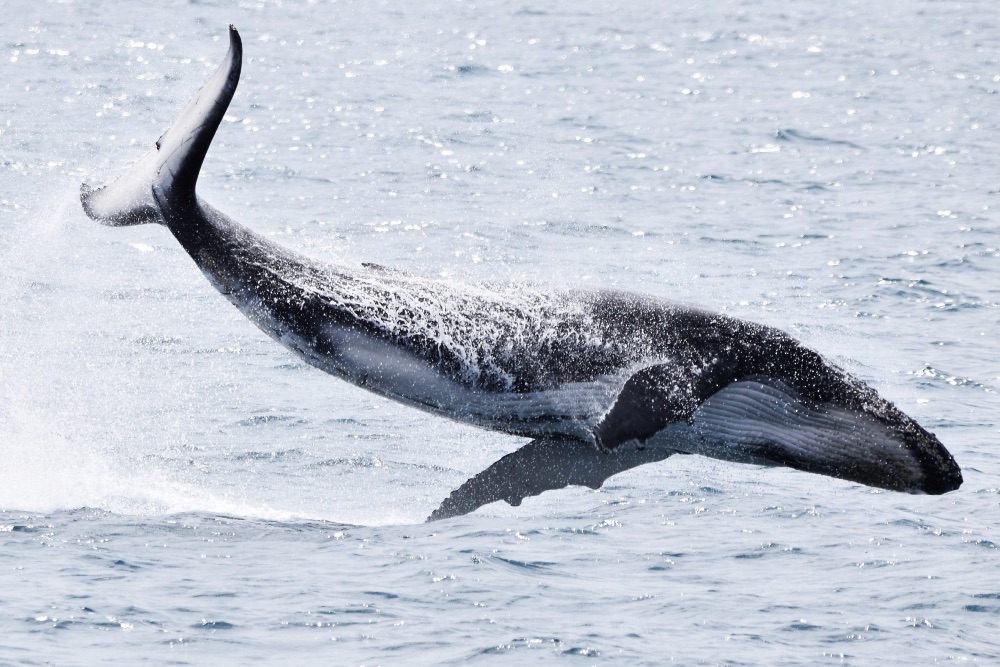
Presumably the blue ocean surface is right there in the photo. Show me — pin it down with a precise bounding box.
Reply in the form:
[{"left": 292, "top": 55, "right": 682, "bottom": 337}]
[{"left": 1, "top": 0, "right": 998, "bottom": 663}]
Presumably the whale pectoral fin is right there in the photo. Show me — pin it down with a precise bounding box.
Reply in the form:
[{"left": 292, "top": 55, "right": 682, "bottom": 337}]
[
  {"left": 595, "top": 363, "right": 725, "bottom": 450},
  {"left": 426, "top": 438, "right": 674, "bottom": 522}
]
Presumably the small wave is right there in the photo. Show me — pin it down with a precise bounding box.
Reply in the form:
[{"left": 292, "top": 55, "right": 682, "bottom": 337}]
[
  {"left": 491, "top": 555, "right": 557, "bottom": 571},
  {"left": 966, "top": 539, "right": 997, "bottom": 549},
  {"left": 323, "top": 417, "right": 364, "bottom": 426},
  {"left": 907, "top": 366, "right": 996, "bottom": 393},
  {"left": 110, "top": 559, "right": 142, "bottom": 571},
  {"left": 698, "top": 236, "right": 766, "bottom": 248},
  {"left": 744, "top": 177, "right": 792, "bottom": 187},
  {"left": 192, "top": 619, "right": 236, "bottom": 630},
  {"left": 785, "top": 621, "right": 822, "bottom": 631},
  {"left": 101, "top": 286, "right": 173, "bottom": 302},
  {"left": 443, "top": 109, "right": 497, "bottom": 123},
  {"left": 702, "top": 172, "right": 835, "bottom": 193},
  {"left": 449, "top": 64, "right": 491, "bottom": 77},
  {"left": 775, "top": 128, "right": 864, "bottom": 150},
  {"left": 0, "top": 522, "right": 39, "bottom": 533},
  {"left": 131, "top": 334, "right": 184, "bottom": 349},
  {"left": 964, "top": 604, "right": 1000, "bottom": 614},
  {"left": 232, "top": 448, "right": 305, "bottom": 461},
  {"left": 235, "top": 415, "right": 307, "bottom": 428},
  {"left": 308, "top": 455, "right": 386, "bottom": 469}
]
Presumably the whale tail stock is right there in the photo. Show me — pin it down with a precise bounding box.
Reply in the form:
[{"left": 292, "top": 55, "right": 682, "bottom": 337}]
[{"left": 80, "top": 26, "right": 243, "bottom": 226}]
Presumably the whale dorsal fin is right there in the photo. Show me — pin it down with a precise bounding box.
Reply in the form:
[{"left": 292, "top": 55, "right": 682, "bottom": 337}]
[{"left": 81, "top": 26, "right": 242, "bottom": 225}]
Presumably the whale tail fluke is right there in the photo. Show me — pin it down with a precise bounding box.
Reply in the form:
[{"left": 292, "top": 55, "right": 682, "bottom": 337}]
[{"left": 80, "top": 26, "right": 242, "bottom": 226}]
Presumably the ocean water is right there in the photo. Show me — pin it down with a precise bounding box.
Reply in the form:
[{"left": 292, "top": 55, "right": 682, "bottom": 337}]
[{"left": 1, "top": 0, "right": 998, "bottom": 663}]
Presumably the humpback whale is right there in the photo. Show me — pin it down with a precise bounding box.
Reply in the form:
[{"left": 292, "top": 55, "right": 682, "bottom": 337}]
[{"left": 81, "top": 27, "right": 962, "bottom": 519}]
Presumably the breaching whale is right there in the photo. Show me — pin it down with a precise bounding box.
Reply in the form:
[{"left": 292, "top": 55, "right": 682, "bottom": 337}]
[{"left": 81, "top": 27, "right": 962, "bottom": 520}]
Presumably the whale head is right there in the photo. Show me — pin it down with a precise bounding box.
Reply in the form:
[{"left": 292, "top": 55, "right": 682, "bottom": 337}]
[{"left": 688, "top": 377, "right": 962, "bottom": 495}]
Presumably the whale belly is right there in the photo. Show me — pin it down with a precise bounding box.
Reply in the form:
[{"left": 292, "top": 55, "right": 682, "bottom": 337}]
[{"left": 283, "top": 321, "right": 620, "bottom": 440}]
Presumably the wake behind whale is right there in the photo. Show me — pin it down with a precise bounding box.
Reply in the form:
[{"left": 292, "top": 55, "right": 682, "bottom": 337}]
[{"left": 81, "top": 27, "right": 961, "bottom": 520}]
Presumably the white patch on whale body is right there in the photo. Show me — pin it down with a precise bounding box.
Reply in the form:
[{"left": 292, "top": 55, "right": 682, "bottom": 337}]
[
  {"left": 292, "top": 269, "right": 623, "bottom": 391},
  {"left": 315, "top": 321, "right": 624, "bottom": 440}
]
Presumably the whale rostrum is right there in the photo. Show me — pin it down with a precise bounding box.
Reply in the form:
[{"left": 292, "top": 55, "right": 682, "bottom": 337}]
[{"left": 81, "top": 27, "right": 962, "bottom": 520}]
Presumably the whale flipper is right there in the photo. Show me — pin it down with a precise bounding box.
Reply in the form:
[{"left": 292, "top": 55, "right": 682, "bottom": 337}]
[
  {"left": 427, "top": 439, "right": 675, "bottom": 521},
  {"left": 81, "top": 26, "right": 243, "bottom": 226},
  {"left": 594, "top": 363, "right": 725, "bottom": 450}
]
